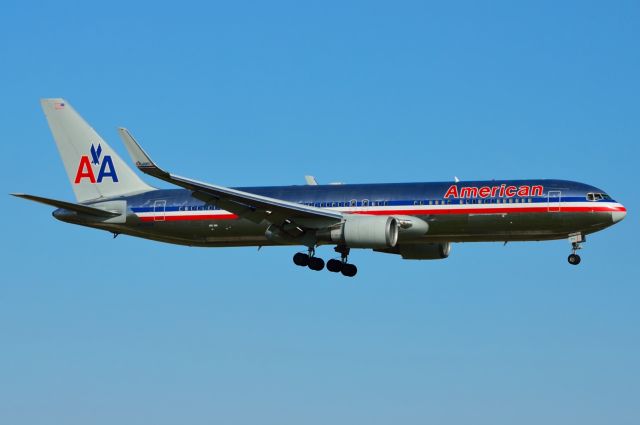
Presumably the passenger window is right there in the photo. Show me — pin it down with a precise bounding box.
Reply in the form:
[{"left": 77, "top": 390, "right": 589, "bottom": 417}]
[{"left": 362, "top": 199, "right": 369, "bottom": 207}]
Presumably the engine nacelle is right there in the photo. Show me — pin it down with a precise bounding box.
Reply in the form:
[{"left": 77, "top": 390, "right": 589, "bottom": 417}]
[
  {"left": 399, "top": 243, "right": 451, "bottom": 259},
  {"left": 324, "top": 215, "right": 399, "bottom": 249},
  {"left": 376, "top": 242, "right": 451, "bottom": 260}
]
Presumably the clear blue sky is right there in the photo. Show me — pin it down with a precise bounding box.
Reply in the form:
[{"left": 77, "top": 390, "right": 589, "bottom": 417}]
[{"left": 1, "top": 1, "right": 638, "bottom": 424}]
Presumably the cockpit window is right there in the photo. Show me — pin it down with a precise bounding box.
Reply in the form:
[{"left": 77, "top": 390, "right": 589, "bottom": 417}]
[{"left": 586, "top": 192, "right": 611, "bottom": 201}]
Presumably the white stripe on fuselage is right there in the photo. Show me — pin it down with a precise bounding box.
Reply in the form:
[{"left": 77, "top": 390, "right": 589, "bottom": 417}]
[{"left": 134, "top": 201, "right": 623, "bottom": 219}]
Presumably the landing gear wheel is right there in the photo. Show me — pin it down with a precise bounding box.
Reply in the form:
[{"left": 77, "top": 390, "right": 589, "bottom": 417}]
[
  {"left": 293, "top": 252, "right": 309, "bottom": 267},
  {"left": 568, "top": 254, "right": 581, "bottom": 265},
  {"left": 308, "top": 256, "right": 325, "bottom": 271},
  {"left": 567, "top": 233, "right": 585, "bottom": 266},
  {"left": 326, "top": 259, "right": 343, "bottom": 273},
  {"left": 341, "top": 263, "right": 357, "bottom": 277}
]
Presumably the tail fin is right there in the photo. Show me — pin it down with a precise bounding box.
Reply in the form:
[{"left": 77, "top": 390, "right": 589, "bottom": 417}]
[{"left": 41, "top": 98, "right": 153, "bottom": 202}]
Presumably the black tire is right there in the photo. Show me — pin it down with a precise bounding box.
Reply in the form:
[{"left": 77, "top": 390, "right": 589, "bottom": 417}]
[
  {"left": 293, "top": 252, "right": 309, "bottom": 267},
  {"left": 326, "top": 259, "right": 343, "bottom": 273},
  {"left": 568, "top": 254, "right": 581, "bottom": 265},
  {"left": 308, "top": 257, "right": 325, "bottom": 271},
  {"left": 341, "top": 263, "right": 357, "bottom": 277}
]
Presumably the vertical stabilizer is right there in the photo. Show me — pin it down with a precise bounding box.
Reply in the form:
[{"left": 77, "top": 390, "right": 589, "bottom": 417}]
[{"left": 41, "top": 98, "right": 153, "bottom": 202}]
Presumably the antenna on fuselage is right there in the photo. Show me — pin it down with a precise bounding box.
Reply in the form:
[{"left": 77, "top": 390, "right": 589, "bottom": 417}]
[{"left": 454, "top": 176, "right": 460, "bottom": 183}]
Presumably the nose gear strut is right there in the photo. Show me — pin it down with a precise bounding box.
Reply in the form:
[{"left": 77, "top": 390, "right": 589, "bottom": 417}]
[{"left": 567, "top": 233, "right": 585, "bottom": 265}]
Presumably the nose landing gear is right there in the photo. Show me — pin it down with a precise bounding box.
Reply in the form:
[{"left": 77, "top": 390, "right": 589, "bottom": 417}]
[
  {"left": 568, "top": 253, "right": 581, "bottom": 265},
  {"left": 567, "top": 233, "right": 585, "bottom": 265}
]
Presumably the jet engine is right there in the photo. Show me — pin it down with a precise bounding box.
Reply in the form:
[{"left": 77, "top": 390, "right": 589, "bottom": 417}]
[{"left": 319, "top": 215, "right": 399, "bottom": 248}]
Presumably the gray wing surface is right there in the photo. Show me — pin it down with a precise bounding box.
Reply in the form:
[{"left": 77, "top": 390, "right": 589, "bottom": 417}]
[
  {"left": 118, "top": 128, "right": 343, "bottom": 229},
  {"left": 11, "top": 193, "right": 120, "bottom": 217}
]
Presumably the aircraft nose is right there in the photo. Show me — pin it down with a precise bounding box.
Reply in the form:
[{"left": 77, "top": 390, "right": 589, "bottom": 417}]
[{"left": 612, "top": 205, "right": 627, "bottom": 223}]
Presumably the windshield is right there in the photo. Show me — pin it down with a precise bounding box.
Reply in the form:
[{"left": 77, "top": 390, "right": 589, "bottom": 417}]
[{"left": 586, "top": 192, "right": 611, "bottom": 201}]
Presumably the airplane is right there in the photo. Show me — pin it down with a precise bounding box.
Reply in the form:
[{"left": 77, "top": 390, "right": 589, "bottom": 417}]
[{"left": 12, "top": 99, "right": 627, "bottom": 277}]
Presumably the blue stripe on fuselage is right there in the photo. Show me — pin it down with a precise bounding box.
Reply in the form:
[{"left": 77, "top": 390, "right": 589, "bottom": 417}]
[{"left": 115, "top": 179, "right": 614, "bottom": 211}]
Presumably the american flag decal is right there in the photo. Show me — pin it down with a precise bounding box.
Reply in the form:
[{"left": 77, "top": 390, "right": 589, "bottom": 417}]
[{"left": 54, "top": 102, "right": 65, "bottom": 110}]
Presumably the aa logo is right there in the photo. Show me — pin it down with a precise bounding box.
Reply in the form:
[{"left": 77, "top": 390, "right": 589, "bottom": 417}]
[{"left": 74, "top": 143, "right": 118, "bottom": 184}]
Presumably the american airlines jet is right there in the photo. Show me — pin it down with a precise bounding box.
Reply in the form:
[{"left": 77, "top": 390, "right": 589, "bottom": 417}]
[{"left": 13, "top": 99, "right": 627, "bottom": 277}]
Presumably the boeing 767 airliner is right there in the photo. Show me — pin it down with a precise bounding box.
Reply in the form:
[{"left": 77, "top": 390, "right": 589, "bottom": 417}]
[{"left": 13, "top": 99, "right": 627, "bottom": 277}]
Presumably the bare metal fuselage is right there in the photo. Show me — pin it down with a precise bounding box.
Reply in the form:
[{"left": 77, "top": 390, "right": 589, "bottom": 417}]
[{"left": 54, "top": 180, "right": 623, "bottom": 249}]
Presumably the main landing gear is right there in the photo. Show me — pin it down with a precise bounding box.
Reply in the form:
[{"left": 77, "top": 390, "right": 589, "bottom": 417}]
[
  {"left": 567, "top": 233, "right": 585, "bottom": 266},
  {"left": 292, "top": 245, "right": 358, "bottom": 277},
  {"left": 292, "top": 250, "right": 324, "bottom": 270},
  {"left": 328, "top": 245, "right": 357, "bottom": 277}
]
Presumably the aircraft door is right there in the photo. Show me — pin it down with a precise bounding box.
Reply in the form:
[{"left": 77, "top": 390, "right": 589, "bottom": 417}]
[
  {"left": 154, "top": 200, "right": 166, "bottom": 221},
  {"left": 547, "top": 191, "right": 561, "bottom": 212}
]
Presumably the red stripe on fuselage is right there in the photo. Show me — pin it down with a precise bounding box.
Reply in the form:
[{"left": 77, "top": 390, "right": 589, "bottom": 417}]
[
  {"left": 139, "top": 213, "right": 238, "bottom": 222},
  {"left": 135, "top": 204, "right": 623, "bottom": 222},
  {"left": 352, "top": 205, "right": 625, "bottom": 216}
]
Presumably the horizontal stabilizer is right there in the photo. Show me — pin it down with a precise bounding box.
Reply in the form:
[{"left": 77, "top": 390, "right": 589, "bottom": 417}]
[{"left": 11, "top": 193, "right": 120, "bottom": 217}]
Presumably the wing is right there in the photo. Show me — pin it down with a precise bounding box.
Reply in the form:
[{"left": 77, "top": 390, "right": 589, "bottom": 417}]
[{"left": 118, "top": 128, "right": 343, "bottom": 229}]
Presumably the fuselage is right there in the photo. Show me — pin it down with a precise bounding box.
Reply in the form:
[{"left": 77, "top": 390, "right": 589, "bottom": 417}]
[{"left": 55, "top": 179, "right": 627, "bottom": 248}]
